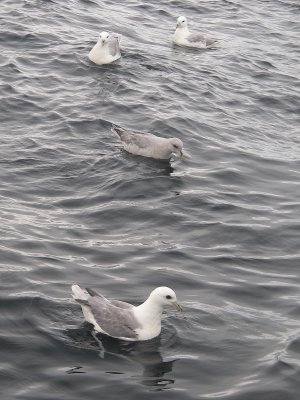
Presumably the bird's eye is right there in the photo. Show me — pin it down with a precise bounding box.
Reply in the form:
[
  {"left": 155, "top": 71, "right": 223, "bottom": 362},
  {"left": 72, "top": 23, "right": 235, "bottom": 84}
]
[
  {"left": 173, "top": 144, "right": 178, "bottom": 149},
  {"left": 166, "top": 295, "right": 172, "bottom": 300}
]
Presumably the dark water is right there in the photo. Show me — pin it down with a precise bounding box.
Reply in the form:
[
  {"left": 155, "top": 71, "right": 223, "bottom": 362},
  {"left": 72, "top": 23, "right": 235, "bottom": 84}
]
[{"left": 1, "top": 0, "right": 300, "bottom": 399}]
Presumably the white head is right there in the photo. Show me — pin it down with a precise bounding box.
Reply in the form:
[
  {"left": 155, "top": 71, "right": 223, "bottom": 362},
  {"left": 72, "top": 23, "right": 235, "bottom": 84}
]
[
  {"left": 176, "top": 16, "right": 188, "bottom": 29},
  {"left": 98, "top": 31, "right": 110, "bottom": 45},
  {"left": 169, "top": 137, "right": 184, "bottom": 158},
  {"left": 148, "top": 286, "right": 182, "bottom": 311}
]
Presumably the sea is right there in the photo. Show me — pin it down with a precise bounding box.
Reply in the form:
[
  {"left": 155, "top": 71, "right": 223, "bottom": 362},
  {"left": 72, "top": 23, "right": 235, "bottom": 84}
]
[{"left": 1, "top": 0, "right": 300, "bottom": 399}]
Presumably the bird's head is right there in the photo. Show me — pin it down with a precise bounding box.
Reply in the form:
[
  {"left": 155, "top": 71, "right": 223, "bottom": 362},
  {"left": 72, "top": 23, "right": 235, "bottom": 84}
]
[
  {"left": 169, "top": 137, "right": 184, "bottom": 159},
  {"left": 149, "top": 287, "right": 182, "bottom": 312},
  {"left": 176, "top": 16, "right": 188, "bottom": 29},
  {"left": 99, "top": 31, "right": 110, "bottom": 45}
]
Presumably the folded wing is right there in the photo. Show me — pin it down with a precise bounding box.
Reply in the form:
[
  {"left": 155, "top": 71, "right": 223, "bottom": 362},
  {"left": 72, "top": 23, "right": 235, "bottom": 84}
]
[{"left": 73, "top": 285, "right": 139, "bottom": 339}]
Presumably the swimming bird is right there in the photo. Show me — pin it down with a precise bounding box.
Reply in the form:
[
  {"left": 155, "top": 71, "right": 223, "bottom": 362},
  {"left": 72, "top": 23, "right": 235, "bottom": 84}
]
[
  {"left": 173, "top": 16, "right": 218, "bottom": 49},
  {"left": 111, "top": 124, "right": 184, "bottom": 160},
  {"left": 88, "top": 31, "right": 121, "bottom": 65},
  {"left": 71, "top": 285, "right": 182, "bottom": 341}
]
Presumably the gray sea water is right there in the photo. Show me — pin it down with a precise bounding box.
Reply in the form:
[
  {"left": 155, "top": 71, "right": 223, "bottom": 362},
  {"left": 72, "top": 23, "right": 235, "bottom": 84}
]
[{"left": 1, "top": 0, "right": 300, "bottom": 399}]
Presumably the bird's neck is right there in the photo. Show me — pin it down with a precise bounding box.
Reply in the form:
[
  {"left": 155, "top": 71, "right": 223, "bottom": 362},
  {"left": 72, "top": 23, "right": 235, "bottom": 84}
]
[
  {"left": 179, "top": 25, "right": 189, "bottom": 33},
  {"left": 175, "top": 25, "right": 189, "bottom": 39},
  {"left": 135, "top": 299, "right": 163, "bottom": 324},
  {"left": 97, "top": 41, "right": 106, "bottom": 48}
]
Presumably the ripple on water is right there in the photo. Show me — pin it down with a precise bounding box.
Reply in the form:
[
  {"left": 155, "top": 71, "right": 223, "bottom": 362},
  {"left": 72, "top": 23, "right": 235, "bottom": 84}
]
[{"left": 1, "top": 0, "right": 300, "bottom": 399}]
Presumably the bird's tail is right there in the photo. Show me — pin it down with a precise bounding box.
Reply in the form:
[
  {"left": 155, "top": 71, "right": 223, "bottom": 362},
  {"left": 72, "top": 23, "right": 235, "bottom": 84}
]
[
  {"left": 71, "top": 284, "right": 89, "bottom": 302},
  {"left": 111, "top": 33, "right": 122, "bottom": 43},
  {"left": 111, "top": 124, "right": 127, "bottom": 139},
  {"left": 206, "top": 38, "right": 219, "bottom": 48}
]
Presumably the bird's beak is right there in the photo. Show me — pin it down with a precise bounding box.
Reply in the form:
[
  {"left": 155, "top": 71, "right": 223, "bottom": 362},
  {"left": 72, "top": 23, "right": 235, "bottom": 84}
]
[
  {"left": 176, "top": 23, "right": 179, "bottom": 28},
  {"left": 173, "top": 302, "right": 183, "bottom": 312},
  {"left": 180, "top": 150, "right": 183, "bottom": 160}
]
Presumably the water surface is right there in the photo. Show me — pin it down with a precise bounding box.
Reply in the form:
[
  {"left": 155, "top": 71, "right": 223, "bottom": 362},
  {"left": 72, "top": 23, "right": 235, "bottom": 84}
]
[{"left": 1, "top": 0, "right": 300, "bottom": 399}]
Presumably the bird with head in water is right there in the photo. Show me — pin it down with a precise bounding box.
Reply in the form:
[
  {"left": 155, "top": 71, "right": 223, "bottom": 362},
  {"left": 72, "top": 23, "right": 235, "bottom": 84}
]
[{"left": 111, "top": 124, "right": 184, "bottom": 160}]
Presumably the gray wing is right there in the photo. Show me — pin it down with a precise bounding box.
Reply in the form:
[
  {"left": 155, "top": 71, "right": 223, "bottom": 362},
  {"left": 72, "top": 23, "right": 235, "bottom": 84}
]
[
  {"left": 88, "top": 296, "right": 139, "bottom": 339},
  {"left": 86, "top": 288, "right": 133, "bottom": 310},
  {"left": 205, "top": 37, "right": 219, "bottom": 47},
  {"left": 112, "top": 124, "right": 153, "bottom": 149},
  {"left": 86, "top": 287, "right": 103, "bottom": 297},
  {"left": 110, "top": 299, "right": 134, "bottom": 310},
  {"left": 108, "top": 34, "right": 120, "bottom": 57},
  {"left": 187, "top": 33, "right": 206, "bottom": 44},
  {"left": 123, "top": 132, "right": 153, "bottom": 149}
]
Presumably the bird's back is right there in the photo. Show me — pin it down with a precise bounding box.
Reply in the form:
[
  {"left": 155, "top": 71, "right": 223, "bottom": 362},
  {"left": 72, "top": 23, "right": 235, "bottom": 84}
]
[{"left": 108, "top": 34, "right": 121, "bottom": 57}]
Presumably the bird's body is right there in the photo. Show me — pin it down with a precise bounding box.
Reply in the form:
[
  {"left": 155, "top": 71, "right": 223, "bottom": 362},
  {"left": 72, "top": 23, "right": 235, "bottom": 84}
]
[
  {"left": 89, "top": 31, "right": 121, "bottom": 65},
  {"left": 111, "top": 124, "right": 183, "bottom": 160},
  {"left": 173, "top": 16, "right": 218, "bottom": 49},
  {"left": 72, "top": 285, "right": 182, "bottom": 341}
]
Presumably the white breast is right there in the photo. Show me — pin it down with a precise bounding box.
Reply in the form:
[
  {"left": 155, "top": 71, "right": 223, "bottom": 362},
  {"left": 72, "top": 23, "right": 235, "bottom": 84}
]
[
  {"left": 88, "top": 44, "right": 119, "bottom": 65},
  {"left": 133, "top": 304, "right": 163, "bottom": 340}
]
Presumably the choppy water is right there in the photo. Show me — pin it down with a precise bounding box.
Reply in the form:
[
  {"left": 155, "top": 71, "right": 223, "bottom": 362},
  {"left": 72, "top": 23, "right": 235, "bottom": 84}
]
[{"left": 1, "top": 0, "right": 300, "bottom": 399}]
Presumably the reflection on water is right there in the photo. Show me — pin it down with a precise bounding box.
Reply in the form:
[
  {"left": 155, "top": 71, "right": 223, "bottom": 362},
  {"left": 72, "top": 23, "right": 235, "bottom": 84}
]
[
  {"left": 65, "top": 323, "right": 177, "bottom": 390},
  {"left": 120, "top": 150, "right": 176, "bottom": 175}
]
